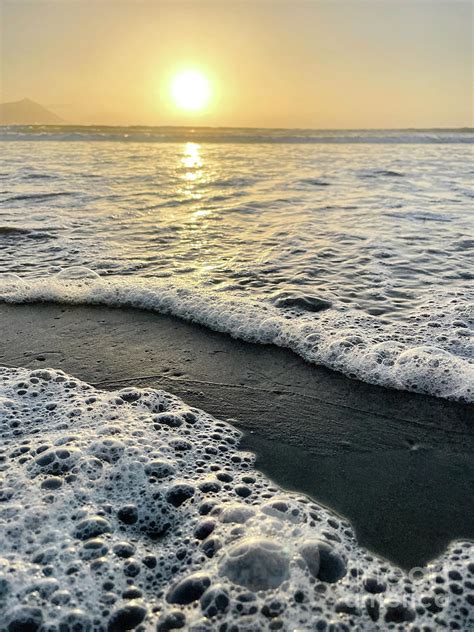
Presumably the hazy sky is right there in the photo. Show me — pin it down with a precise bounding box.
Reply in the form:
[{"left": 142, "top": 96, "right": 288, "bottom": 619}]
[{"left": 1, "top": 0, "right": 472, "bottom": 127}]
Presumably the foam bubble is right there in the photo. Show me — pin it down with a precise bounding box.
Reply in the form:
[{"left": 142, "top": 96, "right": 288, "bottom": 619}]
[
  {"left": 55, "top": 267, "right": 101, "bottom": 281},
  {"left": 0, "top": 366, "right": 472, "bottom": 630},
  {"left": 0, "top": 273, "right": 30, "bottom": 301},
  {"left": 220, "top": 538, "right": 290, "bottom": 591}
]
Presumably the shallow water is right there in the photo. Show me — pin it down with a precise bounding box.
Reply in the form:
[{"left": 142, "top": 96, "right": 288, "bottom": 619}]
[{"left": 0, "top": 129, "right": 472, "bottom": 399}]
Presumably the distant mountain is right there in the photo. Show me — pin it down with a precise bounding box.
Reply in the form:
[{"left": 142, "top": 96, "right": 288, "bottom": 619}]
[{"left": 0, "top": 98, "right": 65, "bottom": 125}]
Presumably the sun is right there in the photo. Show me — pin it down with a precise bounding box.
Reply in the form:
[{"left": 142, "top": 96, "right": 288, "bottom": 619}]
[{"left": 171, "top": 70, "right": 211, "bottom": 112}]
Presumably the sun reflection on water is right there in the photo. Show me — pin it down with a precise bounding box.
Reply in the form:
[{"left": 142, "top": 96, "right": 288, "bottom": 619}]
[
  {"left": 181, "top": 142, "right": 203, "bottom": 178},
  {"left": 177, "top": 142, "right": 215, "bottom": 266},
  {"left": 182, "top": 142, "right": 202, "bottom": 168},
  {"left": 179, "top": 142, "right": 205, "bottom": 201},
  {"left": 179, "top": 143, "right": 214, "bottom": 223}
]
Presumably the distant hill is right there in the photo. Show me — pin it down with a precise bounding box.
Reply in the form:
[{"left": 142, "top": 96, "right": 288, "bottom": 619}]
[{"left": 0, "top": 98, "right": 65, "bottom": 125}]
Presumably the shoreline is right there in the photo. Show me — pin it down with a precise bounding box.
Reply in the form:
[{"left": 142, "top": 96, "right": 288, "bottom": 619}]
[{"left": 1, "top": 301, "right": 473, "bottom": 570}]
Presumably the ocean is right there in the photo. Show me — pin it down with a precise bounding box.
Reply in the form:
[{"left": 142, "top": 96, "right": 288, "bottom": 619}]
[
  {"left": 0, "top": 127, "right": 472, "bottom": 400},
  {"left": 0, "top": 127, "right": 473, "bottom": 631}
]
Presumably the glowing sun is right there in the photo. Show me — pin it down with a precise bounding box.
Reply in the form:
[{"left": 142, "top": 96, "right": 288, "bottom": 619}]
[{"left": 171, "top": 70, "right": 211, "bottom": 112}]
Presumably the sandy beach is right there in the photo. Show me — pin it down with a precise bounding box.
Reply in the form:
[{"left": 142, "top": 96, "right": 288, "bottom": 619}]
[
  {"left": 1, "top": 2, "right": 473, "bottom": 627},
  {"left": 1, "top": 302, "right": 472, "bottom": 572}
]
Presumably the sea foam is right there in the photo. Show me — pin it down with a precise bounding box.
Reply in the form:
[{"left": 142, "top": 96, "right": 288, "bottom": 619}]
[
  {"left": 0, "top": 270, "right": 472, "bottom": 402},
  {"left": 0, "top": 366, "right": 473, "bottom": 631}
]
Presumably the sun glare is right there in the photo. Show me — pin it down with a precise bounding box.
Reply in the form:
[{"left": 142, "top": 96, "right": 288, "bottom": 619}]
[{"left": 171, "top": 70, "right": 211, "bottom": 112}]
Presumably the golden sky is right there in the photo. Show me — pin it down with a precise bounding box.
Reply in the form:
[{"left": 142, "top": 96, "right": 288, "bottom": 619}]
[{"left": 1, "top": 0, "right": 472, "bottom": 128}]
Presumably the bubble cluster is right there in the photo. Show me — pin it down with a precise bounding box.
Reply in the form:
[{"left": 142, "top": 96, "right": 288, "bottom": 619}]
[{"left": 0, "top": 367, "right": 472, "bottom": 630}]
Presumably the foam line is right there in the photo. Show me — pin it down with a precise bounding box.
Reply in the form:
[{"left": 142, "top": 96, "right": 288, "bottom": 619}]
[{"left": 0, "top": 270, "right": 472, "bottom": 402}]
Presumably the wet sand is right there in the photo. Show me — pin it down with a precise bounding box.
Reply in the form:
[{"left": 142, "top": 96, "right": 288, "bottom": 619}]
[{"left": 1, "top": 302, "right": 472, "bottom": 570}]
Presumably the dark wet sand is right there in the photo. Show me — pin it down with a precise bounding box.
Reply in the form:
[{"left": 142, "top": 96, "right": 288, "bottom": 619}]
[{"left": 1, "top": 302, "right": 472, "bottom": 570}]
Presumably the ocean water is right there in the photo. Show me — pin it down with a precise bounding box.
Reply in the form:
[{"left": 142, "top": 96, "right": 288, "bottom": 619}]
[
  {"left": 0, "top": 128, "right": 472, "bottom": 400},
  {"left": 0, "top": 128, "right": 473, "bottom": 630}
]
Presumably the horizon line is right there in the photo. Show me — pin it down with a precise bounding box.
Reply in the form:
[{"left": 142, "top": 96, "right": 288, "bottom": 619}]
[{"left": 0, "top": 123, "right": 472, "bottom": 132}]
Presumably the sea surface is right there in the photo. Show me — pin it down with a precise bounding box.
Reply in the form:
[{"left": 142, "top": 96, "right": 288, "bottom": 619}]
[
  {"left": 1, "top": 127, "right": 472, "bottom": 400},
  {"left": 0, "top": 127, "right": 473, "bottom": 630}
]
